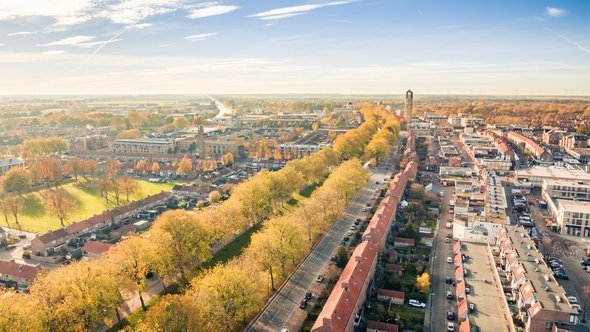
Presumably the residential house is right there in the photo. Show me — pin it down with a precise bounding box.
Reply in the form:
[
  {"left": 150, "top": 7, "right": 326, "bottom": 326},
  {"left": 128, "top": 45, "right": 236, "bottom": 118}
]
[
  {"left": 366, "top": 321, "right": 399, "bottom": 332},
  {"left": 376, "top": 289, "right": 404, "bottom": 306},
  {"left": 0, "top": 259, "right": 43, "bottom": 288},
  {"left": 82, "top": 241, "right": 113, "bottom": 259}
]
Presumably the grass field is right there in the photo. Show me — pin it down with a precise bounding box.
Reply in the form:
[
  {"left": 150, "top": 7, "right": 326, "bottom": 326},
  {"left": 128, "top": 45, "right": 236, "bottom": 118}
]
[{"left": 2, "top": 180, "right": 177, "bottom": 234}]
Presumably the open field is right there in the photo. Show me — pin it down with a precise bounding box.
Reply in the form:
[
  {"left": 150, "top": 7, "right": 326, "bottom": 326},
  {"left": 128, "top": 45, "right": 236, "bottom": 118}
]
[{"left": 1, "top": 180, "right": 178, "bottom": 234}]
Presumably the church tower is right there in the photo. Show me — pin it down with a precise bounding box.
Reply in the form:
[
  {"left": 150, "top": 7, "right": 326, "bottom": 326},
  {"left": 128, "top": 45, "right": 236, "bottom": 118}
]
[{"left": 405, "top": 89, "right": 413, "bottom": 121}]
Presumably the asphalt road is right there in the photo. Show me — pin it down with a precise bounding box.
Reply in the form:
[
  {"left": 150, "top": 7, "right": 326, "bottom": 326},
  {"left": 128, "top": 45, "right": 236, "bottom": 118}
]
[
  {"left": 248, "top": 167, "right": 392, "bottom": 332},
  {"left": 427, "top": 183, "right": 455, "bottom": 332}
]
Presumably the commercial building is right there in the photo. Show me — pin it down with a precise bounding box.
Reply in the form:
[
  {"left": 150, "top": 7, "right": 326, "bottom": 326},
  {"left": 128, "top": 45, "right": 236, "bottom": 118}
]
[
  {"left": 111, "top": 138, "right": 175, "bottom": 155},
  {"left": 559, "top": 134, "right": 588, "bottom": 149},
  {"left": 514, "top": 166, "right": 590, "bottom": 188},
  {"left": 495, "top": 226, "right": 579, "bottom": 331}
]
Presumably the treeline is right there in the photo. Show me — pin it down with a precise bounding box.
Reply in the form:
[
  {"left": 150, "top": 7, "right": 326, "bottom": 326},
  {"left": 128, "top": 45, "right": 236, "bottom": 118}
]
[
  {"left": 0, "top": 104, "right": 399, "bottom": 331},
  {"left": 138, "top": 159, "right": 368, "bottom": 331}
]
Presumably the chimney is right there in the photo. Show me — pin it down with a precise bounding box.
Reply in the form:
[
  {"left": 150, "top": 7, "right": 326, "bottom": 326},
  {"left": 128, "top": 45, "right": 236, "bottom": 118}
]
[
  {"left": 9, "top": 259, "right": 15, "bottom": 264},
  {"left": 341, "top": 282, "right": 349, "bottom": 291},
  {"left": 355, "top": 255, "right": 362, "bottom": 263}
]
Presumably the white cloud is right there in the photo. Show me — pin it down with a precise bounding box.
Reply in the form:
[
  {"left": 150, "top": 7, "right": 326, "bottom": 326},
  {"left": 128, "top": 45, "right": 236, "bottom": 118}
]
[
  {"left": 0, "top": 0, "right": 186, "bottom": 28},
  {"left": 249, "top": 1, "right": 355, "bottom": 20},
  {"left": 0, "top": 43, "right": 4, "bottom": 46},
  {"left": 546, "top": 7, "right": 566, "bottom": 17},
  {"left": 7, "top": 31, "right": 37, "bottom": 36},
  {"left": 188, "top": 4, "right": 240, "bottom": 19},
  {"left": 37, "top": 35, "right": 95, "bottom": 47},
  {"left": 133, "top": 23, "right": 153, "bottom": 29},
  {"left": 185, "top": 32, "right": 219, "bottom": 41},
  {"left": 42, "top": 50, "right": 65, "bottom": 55},
  {"left": 77, "top": 38, "right": 124, "bottom": 48}
]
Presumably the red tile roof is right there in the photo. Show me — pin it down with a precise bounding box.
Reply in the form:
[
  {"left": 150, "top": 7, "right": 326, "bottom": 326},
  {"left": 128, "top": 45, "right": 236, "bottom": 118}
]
[
  {"left": 458, "top": 299, "right": 468, "bottom": 319},
  {"left": 35, "top": 228, "right": 69, "bottom": 245},
  {"left": 459, "top": 320, "right": 470, "bottom": 332},
  {"left": 520, "top": 280, "right": 534, "bottom": 302},
  {"left": 0, "top": 260, "right": 42, "bottom": 282},
  {"left": 390, "top": 249, "right": 398, "bottom": 258},
  {"left": 512, "top": 263, "right": 525, "bottom": 282},
  {"left": 312, "top": 241, "right": 379, "bottom": 332},
  {"left": 456, "top": 280, "right": 466, "bottom": 299},
  {"left": 528, "top": 301, "right": 542, "bottom": 318},
  {"left": 455, "top": 266, "right": 464, "bottom": 281},
  {"left": 454, "top": 253, "right": 463, "bottom": 267},
  {"left": 82, "top": 241, "right": 113, "bottom": 255},
  {"left": 502, "top": 238, "right": 512, "bottom": 252},
  {"left": 507, "top": 250, "right": 518, "bottom": 265},
  {"left": 453, "top": 241, "right": 461, "bottom": 253},
  {"left": 377, "top": 289, "right": 405, "bottom": 300},
  {"left": 367, "top": 320, "right": 399, "bottom": 332}
]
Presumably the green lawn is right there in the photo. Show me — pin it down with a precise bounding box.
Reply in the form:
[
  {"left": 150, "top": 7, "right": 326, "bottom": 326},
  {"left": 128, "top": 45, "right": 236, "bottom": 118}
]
[{"left": 3, "top": 180, "right": 177, "bottom": 234}]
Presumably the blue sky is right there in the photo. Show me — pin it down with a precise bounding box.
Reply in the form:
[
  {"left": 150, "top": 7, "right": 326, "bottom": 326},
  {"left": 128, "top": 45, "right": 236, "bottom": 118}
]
[{"left": 0, "top": 0, "right": 589, "bottom": 95}]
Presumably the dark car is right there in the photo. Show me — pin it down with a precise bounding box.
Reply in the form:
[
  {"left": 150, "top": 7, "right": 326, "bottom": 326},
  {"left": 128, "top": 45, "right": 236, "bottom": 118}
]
[
  {"left": 445, "top": 277, "right": 454, "bottom": 284},
  {"left": 299, "top": 299, "right": 308, "bottom": 309},
  {"left": 447, "top": 311, "right": 455, "bottom": 321},
  {"left": 581, "top": 260, "right": 590, "bottom": 267},
  {"left": 554, "top": 273, "right": 569, "bottom": 280},
  {"left": 305, "top": 292, "right": 313, "bottom": 301}
]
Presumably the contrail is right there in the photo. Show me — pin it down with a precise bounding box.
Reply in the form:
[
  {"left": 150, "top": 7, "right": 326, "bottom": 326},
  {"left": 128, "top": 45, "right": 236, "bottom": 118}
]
[
  {"left": 545, "top": 27, "right": 590, "bottom": 55},
  {"left": 63, "top": 19, "right": 142, "bottom": 77}
]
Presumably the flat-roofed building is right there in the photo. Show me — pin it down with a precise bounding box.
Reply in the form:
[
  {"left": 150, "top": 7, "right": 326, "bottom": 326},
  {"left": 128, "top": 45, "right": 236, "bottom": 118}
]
[
  {"left": 111, "top": 138, "right": 175, "bottom": 155},
  {"left": 496, "top": 225, "right": 579, "bottom": 331},
  {"left": 515, "top": 166, "right": 590, "bottom": 188}
]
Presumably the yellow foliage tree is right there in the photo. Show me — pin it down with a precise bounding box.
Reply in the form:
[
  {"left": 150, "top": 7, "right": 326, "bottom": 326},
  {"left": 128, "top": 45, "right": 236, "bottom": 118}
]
[{"left": 416, "top": 272, "right": 430, "bottom": 293}]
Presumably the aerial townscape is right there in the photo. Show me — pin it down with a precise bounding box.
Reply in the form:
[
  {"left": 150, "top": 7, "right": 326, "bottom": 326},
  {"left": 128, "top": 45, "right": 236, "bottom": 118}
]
[{"left": 0, "top": 1, "right": 589, "bottom": 332}]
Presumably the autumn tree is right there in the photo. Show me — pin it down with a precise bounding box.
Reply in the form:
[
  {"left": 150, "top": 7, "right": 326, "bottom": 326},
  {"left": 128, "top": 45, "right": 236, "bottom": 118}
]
[
  {"left": 151, "top": 161, "right": 161, "bottom": 174},
  {"left": 30, "top": 260, "right": 121, "bottom": 331},
  {"left": 0, "top": 289, "right": 42, "bottom": 331},
  {"left": 117, "top": 128, "right": 142, "bottom": 139},
  {"left": 30, "top": 156, "right": 63, "bottom": 188},
  {"left": 0, "top": 194, "right": 13, "bottom": 228},
  {"left": 45, "top": 189, "right": 77, "bottom": 226},
  {"left": 208, "top": 190, "right": 221, "bottom": 203},
  {"left": 107, "top": 234, "right": 156, "bottom": 311},
  {"left": 135, "top": 159, "right": 147, "bottom": 173},
  {"left": 220, "top": 152, "right": 234, "bottom": 166},
  {"left": 118, "top": 176, "right": 140, "bottom": 202},
  {"left": 140, "top": 294, "right": 203, "bottom": 332},
  {"left": 1, "top": 195, "right": 22, "bottom": 226},
  {"left": 82, "top": 159, "right": 97, "bottom": 181},
  {"left": 191, "top": 259, "right": 265, "bottom": 329},
  {"left": 178, "top": 154, "right": 193, "bottom": 177},
  {"left": 152, "top": 210, "right": 212, "bottom": 286},
  {"left": 416, "top": 272, "right": 430, "bottom": 293},
  {"left": 65, "top": 157, "right": 84, "bottom": 182},
  {"left": 173, "top": 117, "right": 190, "bottom": 129},
  {"left": 2, "top": 167, "right": 32, "bottom": 195}
]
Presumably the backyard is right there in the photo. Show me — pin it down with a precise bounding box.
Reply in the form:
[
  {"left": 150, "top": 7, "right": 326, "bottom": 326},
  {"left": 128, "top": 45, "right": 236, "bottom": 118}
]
[{"left": 1, "top": 180, "right": 177, "bottom": 234}]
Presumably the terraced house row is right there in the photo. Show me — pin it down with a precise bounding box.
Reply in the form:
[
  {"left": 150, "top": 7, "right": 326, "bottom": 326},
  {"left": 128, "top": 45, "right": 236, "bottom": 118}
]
[{"left": 312, "top": 133, "right": 418, "bottom": 332}]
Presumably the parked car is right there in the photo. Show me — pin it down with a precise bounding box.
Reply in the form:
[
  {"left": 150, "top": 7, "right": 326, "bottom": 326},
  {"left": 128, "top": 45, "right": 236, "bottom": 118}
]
[
  {"left": 572, "top": 304, "right": 582, "bottom": 311},
  {"left": 361, "top": 208, "right": 367, "bottom": 212},
  {"left": 446, "top": 257, "right": 452, "bottom": 264},
  {"left": 581, "top": 259, "right": 590, "bottom": 267},
  {"left": 305, "top": 292, "right": 313, "bottom": 301},
  {"left": 316, "top": 275, "right": 324, "bottom": 283},
  {"left": 447, "top": 322, "right": 455, "bottom": 331},
  {"left": 567, "top": 296, "right": 578, "bottom": 304},
  {"left": 445, "top": 277, "right": 454, "bottom": 284},
  {"left": 299, "top": 299, "right": 307, "bottom": 309},
  {"left": 469, "top": 303, "right": 476, "bottom": 312},
  {"left": 445, "top": 238, "right": 451, "bottom": 243},
  {"left": 408, "top": 299, "right": 426, "bottom": 308},
  {"left": 446, "top": 311, "right": 455, "bottom": 321},
  {"left": 446, "top": 291, "right": 454, "bottom": 299}
]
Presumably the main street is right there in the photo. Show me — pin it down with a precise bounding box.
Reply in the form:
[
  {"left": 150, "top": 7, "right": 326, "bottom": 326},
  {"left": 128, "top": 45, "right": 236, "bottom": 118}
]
[
  {"left": 426, "top": 182, "right": 455, "bottom": 332},
  {"left": 248, "top": 166, "right": 393, "bottom": 331}
]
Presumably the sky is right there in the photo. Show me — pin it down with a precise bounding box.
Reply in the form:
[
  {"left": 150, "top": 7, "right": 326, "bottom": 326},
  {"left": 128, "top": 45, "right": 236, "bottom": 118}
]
[{"left": 0, "top": 0, "right": 589, "bottom": 95}]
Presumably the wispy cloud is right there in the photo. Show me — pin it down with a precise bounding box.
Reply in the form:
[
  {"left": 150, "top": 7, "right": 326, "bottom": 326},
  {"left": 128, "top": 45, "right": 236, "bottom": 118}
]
[
  {"left": 37, "top": 35, "right": 95, "bottom": 47},
  {"left": 133, "top": 23, "right": 152, "bottom": 29},
  {"left": 7, "top": 31, "right": 37, "bottom": 36},
  {"left": 42, "top": 50, "right": 65, "bottom": 55},
  {"left": 330, "top": 19, "right": 352, "bottom": 23},
  {"left": 545, "top": 7, "right": 566, "bottom": 17},
  {"left": 77, "top": 38, "right": 124, "bottom": 48},
  {"left": 188, "top": 4, "right": 240, "bottom": 19},
  {"left": 249, "top": 1, "right": 356, "bottom": 20},
  {"left": 545, "top": 28, "right": 590, "bottom": 55},
  {"left": 185, "top": 32, "right": 219, "bottom": 41}
]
